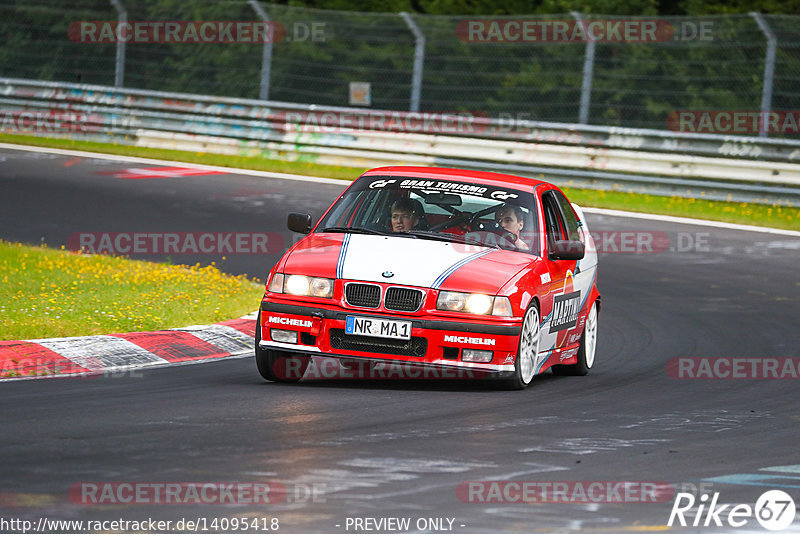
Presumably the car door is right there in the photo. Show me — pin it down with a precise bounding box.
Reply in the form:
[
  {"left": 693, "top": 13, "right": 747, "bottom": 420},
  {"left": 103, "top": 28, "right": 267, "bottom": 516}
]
[
  {"left": 540, "top": 190, "right": 584, "bottom": 350},
  {"left": 552, "top": 190, "right": 597, "bottom": 303}
]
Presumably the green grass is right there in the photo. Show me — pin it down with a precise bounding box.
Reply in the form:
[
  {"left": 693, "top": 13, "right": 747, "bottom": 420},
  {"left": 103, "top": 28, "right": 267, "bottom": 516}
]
[
  {"left": 0, "top": 133, "right": 366, "bottom": 181},
  {"left": 1, "top": 133, "right": 798, "bottom": 230},
  {"left": 0, "top": 241, "right": 263, "bottom": 340},
  {"left": 562, "top": 188, "right": 799, "bottom": 231}
]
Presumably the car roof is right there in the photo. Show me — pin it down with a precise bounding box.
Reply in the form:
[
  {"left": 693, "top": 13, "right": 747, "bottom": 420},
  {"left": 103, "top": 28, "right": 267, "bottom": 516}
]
[{"left": 361, "top": 166, "right": 547, "bottom": 193}]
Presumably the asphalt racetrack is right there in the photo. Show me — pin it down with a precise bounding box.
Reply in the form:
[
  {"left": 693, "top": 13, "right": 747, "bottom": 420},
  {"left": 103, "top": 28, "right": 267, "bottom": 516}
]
[{"left": 1, "top": 145, "right": 799, "bottom": 533}]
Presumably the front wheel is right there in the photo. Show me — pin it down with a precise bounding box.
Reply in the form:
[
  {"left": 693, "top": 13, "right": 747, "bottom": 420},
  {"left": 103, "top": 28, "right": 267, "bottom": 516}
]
[
  {"left": 552, "top": 300, "right": 598, "bottom": 377},
  {"left": 502, "top": 303, "right": 541, "bottom": 390},
  {"left": 255, "top": 311, "right": 310, "bottom": 383}
]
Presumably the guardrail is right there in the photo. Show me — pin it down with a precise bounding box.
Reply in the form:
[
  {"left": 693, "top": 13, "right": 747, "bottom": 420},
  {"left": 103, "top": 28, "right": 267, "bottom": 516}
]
[{"left": 2, "top": 77, "right": 800, "bottom": 206}]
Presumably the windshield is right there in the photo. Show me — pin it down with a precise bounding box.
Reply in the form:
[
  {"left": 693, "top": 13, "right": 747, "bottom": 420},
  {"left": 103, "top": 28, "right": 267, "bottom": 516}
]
[{"left": 317, "top": 175, "right": 539, "bottom": 255}]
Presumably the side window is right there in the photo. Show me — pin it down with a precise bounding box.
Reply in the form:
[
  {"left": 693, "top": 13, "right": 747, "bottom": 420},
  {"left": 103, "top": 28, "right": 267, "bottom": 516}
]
[
  {"left": 542, "top": 192, "right": 566, "bottom": 248},
  {"left": 553, "top": 191, "right": 581, "bottom": 242}
]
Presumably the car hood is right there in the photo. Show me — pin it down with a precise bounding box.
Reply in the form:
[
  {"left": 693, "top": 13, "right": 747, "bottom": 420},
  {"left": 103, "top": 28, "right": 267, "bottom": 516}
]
[{"left": 282, "top": 233, "right": 533, "bottom": 294}]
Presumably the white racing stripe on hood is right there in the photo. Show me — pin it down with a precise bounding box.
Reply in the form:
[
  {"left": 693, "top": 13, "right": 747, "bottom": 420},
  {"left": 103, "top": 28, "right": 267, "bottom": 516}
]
[{"left": 339, "top": 234, "right": 491, "bottom": 288}]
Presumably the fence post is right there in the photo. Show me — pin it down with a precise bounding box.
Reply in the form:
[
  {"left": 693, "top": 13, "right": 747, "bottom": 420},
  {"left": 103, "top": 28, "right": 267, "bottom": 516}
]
[
  {"left": 572, "top": 11, "right": 595, "bottom": 125},
  {"left": 750, "top": 12, "right": 776, "bottom": 138},
  {"left": 109, "top": 0, "right": 126, "bottom": 87},
  {"left": 400, "top": 12, "right": 425, "bottom": 112},
  {"left": 249, "top": 0, "right": 273, "bottom": 100}
]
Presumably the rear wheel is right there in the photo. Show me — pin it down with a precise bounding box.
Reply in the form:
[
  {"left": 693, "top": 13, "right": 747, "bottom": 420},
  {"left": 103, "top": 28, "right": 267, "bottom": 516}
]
[
  {"left": 552, "top": 301, "right": 598, "bottom": 377},
  {"left": 502, "top": 303, "right": 541, "bottom": 390},
  {"left": 255, "top": 311, "right": 309, "bottom": 383}
]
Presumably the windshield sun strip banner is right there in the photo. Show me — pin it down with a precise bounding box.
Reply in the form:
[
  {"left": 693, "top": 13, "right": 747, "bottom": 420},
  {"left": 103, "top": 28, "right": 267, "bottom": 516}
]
[{"left": 366, "top": 176, "right": 523, "bottom": 201}]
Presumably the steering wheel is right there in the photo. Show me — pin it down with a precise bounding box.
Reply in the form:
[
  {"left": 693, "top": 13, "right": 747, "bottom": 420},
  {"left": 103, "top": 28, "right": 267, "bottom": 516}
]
[{"left": 468, "top": 216, "right": 524, "bottom": 250}]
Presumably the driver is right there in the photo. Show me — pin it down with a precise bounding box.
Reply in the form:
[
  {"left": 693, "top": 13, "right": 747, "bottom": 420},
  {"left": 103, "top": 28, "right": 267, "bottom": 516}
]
[
  {"left": 391, "top": 198, "right": 425, "bottom": 232},
  {"left": 496, "top": 203, "right": 530, "bottom": 250}
]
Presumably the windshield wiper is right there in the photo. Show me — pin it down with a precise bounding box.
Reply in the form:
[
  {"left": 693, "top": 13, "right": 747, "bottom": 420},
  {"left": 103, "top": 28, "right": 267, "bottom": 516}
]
[
  {"left": 320, "top": 226, "right": 390, "bottom": 236},
  {"left": 404, "top": 230, "right": 498, "bottom": 248}
]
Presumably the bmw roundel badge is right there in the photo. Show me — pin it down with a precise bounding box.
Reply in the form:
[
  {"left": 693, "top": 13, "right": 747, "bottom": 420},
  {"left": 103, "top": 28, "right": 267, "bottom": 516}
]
[{"left": 382, "top": 271, "right": 394, "bottom": 278}]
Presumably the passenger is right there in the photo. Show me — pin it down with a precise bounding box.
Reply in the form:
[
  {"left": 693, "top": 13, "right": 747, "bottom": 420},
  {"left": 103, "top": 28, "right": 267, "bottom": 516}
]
[
  {"left": 496, "top": 204, "right": 530, "bottom": 250},
  {"left": 391, "top": 198, "right": 425, "bottom": 232}
]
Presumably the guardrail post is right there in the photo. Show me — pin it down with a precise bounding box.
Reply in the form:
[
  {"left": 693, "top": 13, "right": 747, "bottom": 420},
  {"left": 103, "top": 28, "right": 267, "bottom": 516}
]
[
  {"left": 109, "top": 0, "right": 126, "bottom": 87},
  {"left": 751, "top": 12, "right": 777, "bottom": 138},
  {"left": 572, "top": 11, "right": 595, "bottom": 125},
  {"left": 249, "top": 0, "right": 273, "bottom": 100},
  {"left": 400, "top": 12, "right": 425, "bottom": 112}
]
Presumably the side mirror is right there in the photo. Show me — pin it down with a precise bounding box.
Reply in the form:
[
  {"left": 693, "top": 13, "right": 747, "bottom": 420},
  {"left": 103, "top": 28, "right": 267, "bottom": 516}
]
[
  {"left": 550, "top": 240, "right": 585, "bottom": 261},
  {"left": 287, "top": 212, "right": 313, "bottom": 234}
]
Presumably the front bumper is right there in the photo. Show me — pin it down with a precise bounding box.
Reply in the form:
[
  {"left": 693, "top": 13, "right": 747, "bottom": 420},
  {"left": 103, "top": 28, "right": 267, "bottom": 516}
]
[{"left": 259, "top": 300, "right": 521, "bottom": 373}]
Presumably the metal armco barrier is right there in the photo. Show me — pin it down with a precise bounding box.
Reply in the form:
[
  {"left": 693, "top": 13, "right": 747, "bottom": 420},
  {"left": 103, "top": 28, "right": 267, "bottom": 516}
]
[{"left": 2, "top": 77, "right": 800, "bottom": 205}]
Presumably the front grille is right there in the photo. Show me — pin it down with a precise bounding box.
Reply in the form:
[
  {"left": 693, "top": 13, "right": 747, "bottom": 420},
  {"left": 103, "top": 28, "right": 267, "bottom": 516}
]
[
  {"left": 385, "top": 287, "right": 424, "bottom": 312},
  {"left": 330, "top": 329, "right": 427, "bottom": 357},
  {"left": 345, "top": 283, "right": 381, "bottom": 308}
]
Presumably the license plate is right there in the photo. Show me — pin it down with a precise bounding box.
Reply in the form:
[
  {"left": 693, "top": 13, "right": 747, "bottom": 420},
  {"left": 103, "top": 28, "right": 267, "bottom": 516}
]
[{"left": 345, "top": 316, "right": 411, "bottom": 340}]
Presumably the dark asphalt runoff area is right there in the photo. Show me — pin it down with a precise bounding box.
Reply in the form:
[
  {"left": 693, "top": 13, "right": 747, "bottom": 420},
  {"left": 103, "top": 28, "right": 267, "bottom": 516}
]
[{"left": 1, "top": 145, "right": 799, "bottom": 533}]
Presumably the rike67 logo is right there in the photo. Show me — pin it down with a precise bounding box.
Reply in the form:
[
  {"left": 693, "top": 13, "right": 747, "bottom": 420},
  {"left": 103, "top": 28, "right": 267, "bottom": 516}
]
[{"left": 668, "top": 490, "right": 796, "bottom": 531}]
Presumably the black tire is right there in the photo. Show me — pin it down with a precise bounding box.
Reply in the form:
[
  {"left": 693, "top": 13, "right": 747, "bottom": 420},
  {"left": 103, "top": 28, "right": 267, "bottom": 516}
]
[
  {"left": 255, "top": 311, "right": 310, "bottom": 383},
  {"left": 551, "top": 301, "right": 598, "bottom": 377}
]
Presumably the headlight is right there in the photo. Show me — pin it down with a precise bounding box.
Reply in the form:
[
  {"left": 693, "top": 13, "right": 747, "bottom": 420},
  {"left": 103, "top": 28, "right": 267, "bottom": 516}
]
[
  {"left": 268, "top": 273, "right": 334, "bottom": 298},
  {"left": 309, "top": 277, "right": 334, "bottom": 298},
  {"left": 268, "top": 273, "right": 284, "bottom": 293},
  {"left": 491, "top": 297, "right": 513, "bottom": 317},
  {"left": 283, "top": 274, "right": 334, "bottom": 298},
  {"left": 465, "top": 293, "right": 493, "bottom": 315},
  {"left": 436, "top": 292, "right": 513, "bottom": 316},
  {"left": 438, "top": 291, "right": 467, "bottom": 312},
  {"left": 285, "top": 275, "right": 310, "bottom": 295}
]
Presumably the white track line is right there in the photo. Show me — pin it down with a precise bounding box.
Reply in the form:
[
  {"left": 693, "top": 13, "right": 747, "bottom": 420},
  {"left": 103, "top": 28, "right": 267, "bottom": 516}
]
[
  {"left": 0, "top": 142, "right": 347, "bottom": 186},
  {"left": 2, "top": 142, "right": 798, "bottom": 236},
  {"left": 583, "top": 207, "right": 800, "bottom": 237}
]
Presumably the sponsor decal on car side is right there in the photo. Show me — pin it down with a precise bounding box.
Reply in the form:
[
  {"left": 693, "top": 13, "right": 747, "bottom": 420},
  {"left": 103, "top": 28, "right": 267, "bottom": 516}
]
[
  {"left": 549, "top": 290, "right": 581, "bottom": 333},
  {"left": 559, "top": 347, "right": 579, "bottom": 361}
]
